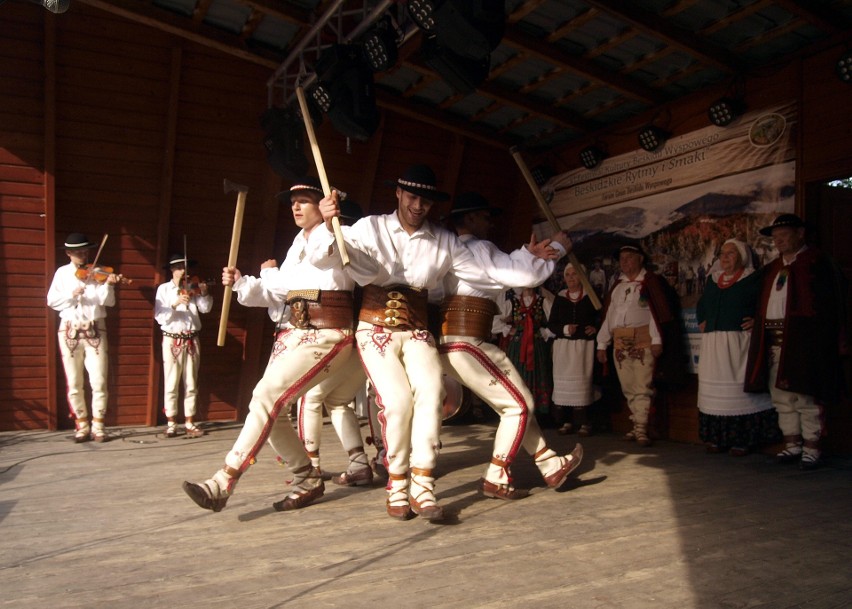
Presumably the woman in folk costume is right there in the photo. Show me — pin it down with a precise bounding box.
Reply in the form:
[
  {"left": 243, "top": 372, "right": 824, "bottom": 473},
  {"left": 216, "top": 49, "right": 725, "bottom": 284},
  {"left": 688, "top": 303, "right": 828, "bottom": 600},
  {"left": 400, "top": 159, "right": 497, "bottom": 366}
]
[
  {"left": 696, "top": 239, "right": 779, "bottom": 456},
  {"left": 497, "top": 285, "right": 555, "bottom": 418},
  {"left": 548, "top": 262, "right": 600, "bottom": 436}
]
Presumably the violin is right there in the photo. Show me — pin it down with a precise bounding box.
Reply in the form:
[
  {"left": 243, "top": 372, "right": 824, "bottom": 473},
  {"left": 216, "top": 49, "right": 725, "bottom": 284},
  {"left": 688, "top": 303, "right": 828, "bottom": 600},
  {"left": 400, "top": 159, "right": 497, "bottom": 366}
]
[
  {"left": 75, "top": 264, "right": 133, "bottom": 285},
  {"left": 180, "top": 276, "right": 214, "bottom": 297}
]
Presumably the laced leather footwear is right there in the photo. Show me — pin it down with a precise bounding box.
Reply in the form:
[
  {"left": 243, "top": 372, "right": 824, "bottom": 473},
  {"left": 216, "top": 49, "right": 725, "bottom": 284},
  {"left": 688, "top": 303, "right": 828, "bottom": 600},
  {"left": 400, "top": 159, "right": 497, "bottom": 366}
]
[
  {"left": 480, "top": 478, "right": 530, "bottom": 500},
  {"left": 386, "top": 473, "right": 411, "bottom": 520},
  {"left": 182, "top": 480, "right": 229, "bottom": 512},
  {"left": 184, "top": 426, "right": 205, "bottom": 438},
  {"left": 543, "top": 444, "right": 584, "bottom": 489},
  {"left": 409, "top": 467, "right": 444, "bottom": 521},
  {"left": 273, "top": 465, "right": 324, "bottom": 512},
  {"left": 334, "top": 466, "right": 373, "bottom": 487}
]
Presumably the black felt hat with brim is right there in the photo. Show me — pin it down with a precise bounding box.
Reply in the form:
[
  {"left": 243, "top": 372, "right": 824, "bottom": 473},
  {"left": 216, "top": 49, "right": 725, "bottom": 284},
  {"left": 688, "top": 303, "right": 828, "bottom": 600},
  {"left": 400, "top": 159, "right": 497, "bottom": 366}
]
[
  {"left": 62, "top": 233, "right": 98, "bottom": 250},
  {"left": 389, "top": 164, "right": 450, "bottom": 202},
  {"left": 614, "top": 243, "right": 646, "bottom": 259},
  {"left": 276, "top": 176, "right": 325, "bottom": 203},
  {"left": 759, "top": 213, "right": 805, "bottom": 236},
  {"left": 163, "top": 254, "right": 198, "bottom": 269}
]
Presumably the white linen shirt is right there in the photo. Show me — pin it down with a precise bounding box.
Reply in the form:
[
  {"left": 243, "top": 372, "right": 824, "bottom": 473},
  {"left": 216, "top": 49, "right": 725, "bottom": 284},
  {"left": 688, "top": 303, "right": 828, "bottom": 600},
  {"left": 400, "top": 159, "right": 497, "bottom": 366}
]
[
  {"left": 47, "top": 262, "right": 116, "bottom": 322},
  {"left": 153, "top": 280, "right": 213, "bottom": 334},
  {"left": 596, "top": 268, "right": 661, "bottom": 349},
  {"left": 233, "top": 227, "right": 354, "bottom": 327},
  {"left": 766, "top": 245, "right": 807, "bottom": 320},
  {"left": 308, "top": 211, "right": 495, "bottom": 303}
]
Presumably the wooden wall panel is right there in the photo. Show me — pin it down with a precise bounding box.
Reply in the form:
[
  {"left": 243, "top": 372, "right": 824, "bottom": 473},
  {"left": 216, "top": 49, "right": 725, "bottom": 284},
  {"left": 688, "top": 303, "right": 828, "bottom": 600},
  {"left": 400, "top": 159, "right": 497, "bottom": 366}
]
[{"left": 0, "top": 4, "right": 48, "bottom": 430}]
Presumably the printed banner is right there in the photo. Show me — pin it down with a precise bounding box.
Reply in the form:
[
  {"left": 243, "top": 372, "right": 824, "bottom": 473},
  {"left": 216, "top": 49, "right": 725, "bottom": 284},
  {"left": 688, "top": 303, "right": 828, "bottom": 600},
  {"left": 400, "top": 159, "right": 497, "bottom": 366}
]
[{"left": 536, "top": 102, "right": 797, "bottom": 373}]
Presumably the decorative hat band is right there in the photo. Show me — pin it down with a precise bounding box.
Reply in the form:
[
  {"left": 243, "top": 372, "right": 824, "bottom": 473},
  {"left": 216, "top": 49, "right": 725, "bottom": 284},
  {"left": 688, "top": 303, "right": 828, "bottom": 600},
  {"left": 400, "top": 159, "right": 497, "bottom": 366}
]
[
  {"left": 290, "top": 183, "right": 323, "bottom": 193},
  {"left": 398, "top": 179, "right": 437, "bottom": 191}
]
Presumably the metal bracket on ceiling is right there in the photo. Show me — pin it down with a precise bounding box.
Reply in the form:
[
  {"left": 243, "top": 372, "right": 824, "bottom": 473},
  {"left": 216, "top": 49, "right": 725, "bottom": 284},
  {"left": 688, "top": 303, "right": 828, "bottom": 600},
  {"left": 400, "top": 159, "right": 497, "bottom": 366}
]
[{"left": 266, "top": 0, "right": 397, "bottom": 108}]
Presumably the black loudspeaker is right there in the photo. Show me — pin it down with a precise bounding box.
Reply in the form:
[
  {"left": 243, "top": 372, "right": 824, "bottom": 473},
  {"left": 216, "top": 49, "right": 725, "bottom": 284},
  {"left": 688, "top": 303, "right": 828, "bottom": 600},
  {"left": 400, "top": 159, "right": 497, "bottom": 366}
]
[{"left": 261, "top": 107, "right": 308, "bottom": 180}]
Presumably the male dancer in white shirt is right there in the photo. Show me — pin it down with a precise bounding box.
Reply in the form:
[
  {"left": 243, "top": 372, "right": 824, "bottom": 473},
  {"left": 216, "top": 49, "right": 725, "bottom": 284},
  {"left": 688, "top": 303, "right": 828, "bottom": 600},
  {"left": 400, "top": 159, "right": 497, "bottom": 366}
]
[
  {"left": 312, "top": 165, "right": 495, "bottom": 521},
  {"left": 182, "top": 177, "right": 362, "bottom": 513},
  {"left": 440, "top": 192, "right": 583, "bottom": 499},
  {"left": 154, "top": 254, "right": 213, "bottom": 438}
]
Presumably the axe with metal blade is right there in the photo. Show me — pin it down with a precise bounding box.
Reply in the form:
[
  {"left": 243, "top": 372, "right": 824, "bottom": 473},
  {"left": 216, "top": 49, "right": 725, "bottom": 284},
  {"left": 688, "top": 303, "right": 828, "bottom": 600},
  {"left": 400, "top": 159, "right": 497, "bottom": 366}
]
[
  {"left": 217, "top": 179, "right": 248, "bottom": 346},
  {"left": 510, "top": 146, "right": 602, "bottom": 310}
]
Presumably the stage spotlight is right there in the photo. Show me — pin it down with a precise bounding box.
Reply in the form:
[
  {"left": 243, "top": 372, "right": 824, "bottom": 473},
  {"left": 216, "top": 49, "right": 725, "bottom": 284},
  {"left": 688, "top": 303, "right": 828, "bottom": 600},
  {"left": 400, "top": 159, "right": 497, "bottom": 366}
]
[
  {"left": 410, "top": 1, "right": 505, "bottom": 93},
  {"left": 708, "top": 97, "right": 745, "bottom": 127},
  {"left": 531, "top": 165, "right": 555, "bottom": 187},
  {"left": 420, "top": 35, "right": 490, "bottom": 94},
  {"left": 579, "top": 145, "right": 607, "bottom": 169},
  {"left": 310, "top": 44, "right": 380, "bottom": 141},
  {"left": 261, "top": 106, "right": 309, "bottom": 181},
  {"left": 362, "top": 15, "right": 399, "bottom": 73},
  {"left": 638, "top": 125, "right": 669, "bottom": 152},
  {"left": 408, "top": 0, "right": 439, "bottom": 34},
  {"left": 836, "top": 50, "right": 852, "bottom": 83}
]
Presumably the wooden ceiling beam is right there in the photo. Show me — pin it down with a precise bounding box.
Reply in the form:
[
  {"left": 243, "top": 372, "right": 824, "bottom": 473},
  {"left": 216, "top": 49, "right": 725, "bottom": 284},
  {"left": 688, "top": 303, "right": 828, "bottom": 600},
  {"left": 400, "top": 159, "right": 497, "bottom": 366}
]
[
  {"left": 583, "top": 0, "right": 741, "bottom": 72},
  {"left": 76, "top": 0, "right": 280, "bottom": 68},
  {"left": 503, "top": 26, "right": 666, "bottom": 105}
]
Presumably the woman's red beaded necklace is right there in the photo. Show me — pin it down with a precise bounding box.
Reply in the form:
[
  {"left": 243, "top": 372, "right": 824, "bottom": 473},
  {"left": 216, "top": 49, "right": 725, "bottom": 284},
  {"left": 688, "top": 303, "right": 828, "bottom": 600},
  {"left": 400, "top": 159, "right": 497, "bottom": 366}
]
[
  {"left": 567, "top": 287, "right": 584, "bottom": 302},
  {"left": 716, "top": 268, "right": 744, "bottom": 289}
]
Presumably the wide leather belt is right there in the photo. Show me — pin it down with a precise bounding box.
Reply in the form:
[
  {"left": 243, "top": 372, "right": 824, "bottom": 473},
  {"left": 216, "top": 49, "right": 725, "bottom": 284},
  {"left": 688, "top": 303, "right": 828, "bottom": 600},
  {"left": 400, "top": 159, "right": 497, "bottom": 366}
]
[
  {"left": 764, "top": 318, "right": 784, "bottom": 330},
  {"left": 765, "top": 327, "right": 784, "bottom": 347},
  {"left": 440, "top": 295, "right": 498, "bottom": 339},
  {"left": 359, "top": 284, "right": 429, "bottom": 330},
  {"left": 285, "top": 289, "right": 354, "bottom": 330},
  {"left": 613, "top": 325, "right": 652, "bottom": 350}
]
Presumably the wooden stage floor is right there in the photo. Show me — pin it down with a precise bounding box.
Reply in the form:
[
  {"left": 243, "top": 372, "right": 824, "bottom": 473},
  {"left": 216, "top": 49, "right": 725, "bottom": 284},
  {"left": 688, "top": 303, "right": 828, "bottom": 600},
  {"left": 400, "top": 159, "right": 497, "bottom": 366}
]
[{"left": 1, "top": 419, "right": 850, "bottom": 609}]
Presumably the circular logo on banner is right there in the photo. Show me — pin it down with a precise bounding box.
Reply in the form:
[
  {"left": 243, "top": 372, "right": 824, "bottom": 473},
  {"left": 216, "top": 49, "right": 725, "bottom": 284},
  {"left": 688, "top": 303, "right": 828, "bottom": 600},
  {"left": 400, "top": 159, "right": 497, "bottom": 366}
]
[{"left": 749, "top": 113, "right": 786, "bottom": 148}]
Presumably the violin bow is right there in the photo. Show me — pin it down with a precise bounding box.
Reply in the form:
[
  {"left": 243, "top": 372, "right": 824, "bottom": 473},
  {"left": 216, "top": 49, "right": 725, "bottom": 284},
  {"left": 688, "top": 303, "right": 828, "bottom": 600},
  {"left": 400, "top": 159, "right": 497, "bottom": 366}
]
[
  {"left": 182, "top": 234, "right": 189, "bottom": 293},
  {"left": 86, "top": 234, "right": 109, "bottom": 283}
]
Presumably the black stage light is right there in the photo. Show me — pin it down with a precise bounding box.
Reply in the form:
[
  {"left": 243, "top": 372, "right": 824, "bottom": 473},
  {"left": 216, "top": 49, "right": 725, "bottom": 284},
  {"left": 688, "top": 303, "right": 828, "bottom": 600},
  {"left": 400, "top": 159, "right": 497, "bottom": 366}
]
[
  {"left": 407, "top": 0, "right": 439, "bottom": 34},
  {"left": 362, "top": 15, "right": 399, "bottom": 73},
  {"left": 835, "top": 50, "right": 852, "bottom": 83},
  {"left": 420, "top": 35, "right": 490, "bottom": 94},
  {"left": 638, "top": 125, "right": 669, "bottom": 152},
  {"left": 708, "top": 97, "right": 745, "bottom": 127},
  {"left": 310, "top": 44, "right": 380, "bottom": 141},
  {"left": 261, "top": 106, "right": 308, "bottom": 181},
  {"left": 579, "top": 145, "right": 607, "bottom": 169},
  {"left": 410, "top": 0, "right": 505, "bottom": 94},
  {"left": 531, "top": 164, "right": 555, "bottom": 187}
]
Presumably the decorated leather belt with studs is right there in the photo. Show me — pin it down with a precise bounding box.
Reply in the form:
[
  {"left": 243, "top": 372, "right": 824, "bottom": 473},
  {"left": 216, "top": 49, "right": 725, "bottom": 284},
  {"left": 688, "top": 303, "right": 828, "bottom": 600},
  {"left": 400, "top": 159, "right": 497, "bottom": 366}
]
[
  {"left": 440, "top": 295, "right": 498, "bottom": 339},
  {"left": 285, "top": 289, "right": 354, "bottom": 330},
  {"left": 359, "top": 284, "right": 429, "bottom": 330}
]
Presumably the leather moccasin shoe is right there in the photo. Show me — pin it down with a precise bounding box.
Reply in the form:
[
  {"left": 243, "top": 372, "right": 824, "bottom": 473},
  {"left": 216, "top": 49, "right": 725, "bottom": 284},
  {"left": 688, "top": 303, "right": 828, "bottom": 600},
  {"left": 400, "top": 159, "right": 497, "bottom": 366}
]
[
  {"left": 409, "top": 498, "right": 444, "bottom": 521},
  {"left": 182, "top": 480, "right": 229, "bottom": 512},
  {"left": 273, "top": 481, "right": 324, "bottom": 512},
  {"left": 386, "top": 501, "right": 412, "bottom": 520},
  {"left": 480, "top": 478, "right": 530, "bottom": 500},
  {"left": 333, "top": 467, "right": 373, "bottom": 487},
  {"left": 544, "top": 444, "right": 584, "bottom": 489}
]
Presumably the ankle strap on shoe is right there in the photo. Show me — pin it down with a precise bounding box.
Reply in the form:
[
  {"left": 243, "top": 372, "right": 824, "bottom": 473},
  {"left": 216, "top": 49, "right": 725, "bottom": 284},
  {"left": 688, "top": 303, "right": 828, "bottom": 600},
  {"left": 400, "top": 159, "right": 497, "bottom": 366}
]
[
  {"left": 411, "top": 467, "right": 433, "bottom": 477},
  {"left": 223, "top": 465, "right": 241, "bottom": 478}
]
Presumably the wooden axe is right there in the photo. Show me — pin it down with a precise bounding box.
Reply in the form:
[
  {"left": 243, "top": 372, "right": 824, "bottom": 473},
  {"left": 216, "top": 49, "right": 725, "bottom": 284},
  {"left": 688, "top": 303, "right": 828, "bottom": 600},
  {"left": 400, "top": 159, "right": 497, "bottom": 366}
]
[
  {"left": 217, "top": 179, "right": 248, "bottom": 346},
  {"left": 510, "top": 146, "right": 602, "bottom": 310},
  {"left": 295, "top": 86, "right": 350, "bottom": 266}
]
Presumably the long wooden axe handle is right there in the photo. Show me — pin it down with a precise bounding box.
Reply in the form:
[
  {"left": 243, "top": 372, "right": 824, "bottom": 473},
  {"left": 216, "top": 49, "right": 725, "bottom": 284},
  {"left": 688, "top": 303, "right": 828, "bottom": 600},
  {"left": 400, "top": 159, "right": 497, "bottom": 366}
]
[
  {"left": 510, "top": 146, "right": 602, "bottom": 310},
  {"left": 295, "top": 86, "right": 350, "bottom": 266},
  {"left": 217, "top": 180, "right": 248, "bottom": 346}
]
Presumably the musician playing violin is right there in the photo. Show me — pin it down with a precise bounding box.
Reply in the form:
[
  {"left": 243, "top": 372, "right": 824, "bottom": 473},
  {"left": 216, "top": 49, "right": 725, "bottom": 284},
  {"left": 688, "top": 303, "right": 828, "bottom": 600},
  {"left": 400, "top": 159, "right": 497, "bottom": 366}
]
[
  {"left": 154, "top": 253, "right": 212, "bottom": 438},
  {"left": 47, "top": 233, "right": 120, "bottom": 443}
]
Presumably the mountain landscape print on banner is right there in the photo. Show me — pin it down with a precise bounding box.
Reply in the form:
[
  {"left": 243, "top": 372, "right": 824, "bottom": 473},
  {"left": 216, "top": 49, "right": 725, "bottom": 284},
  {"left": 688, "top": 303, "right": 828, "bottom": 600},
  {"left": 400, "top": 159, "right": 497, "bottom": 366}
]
[{"left": 559, "top": 161, "right": 795, "bottom": 311}]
